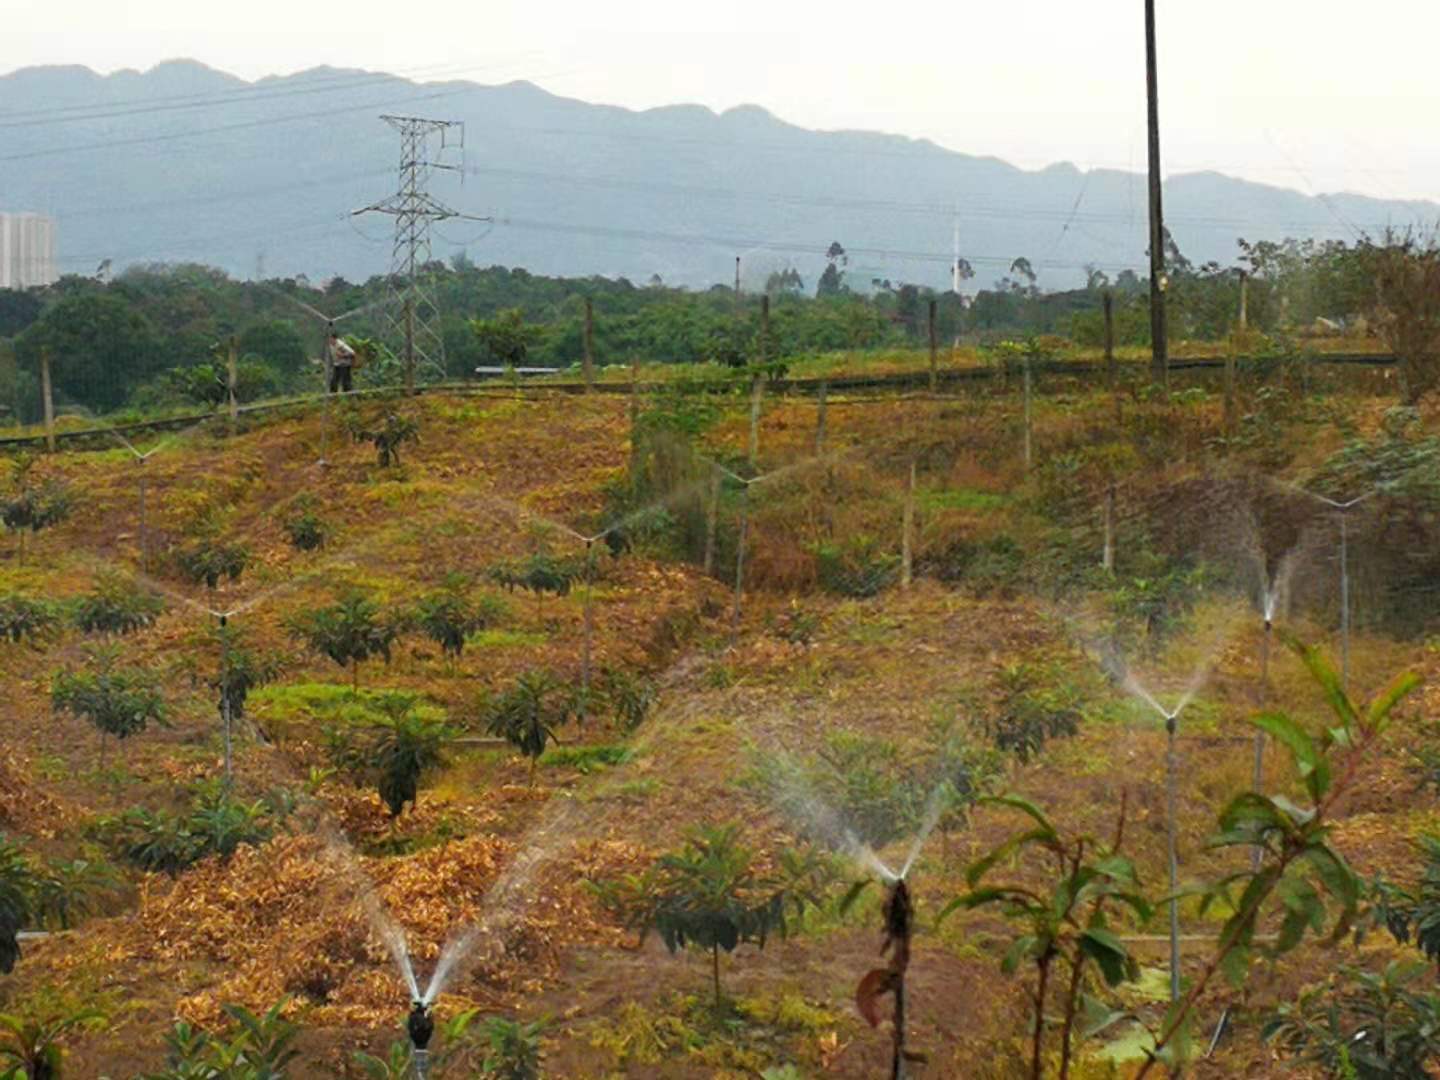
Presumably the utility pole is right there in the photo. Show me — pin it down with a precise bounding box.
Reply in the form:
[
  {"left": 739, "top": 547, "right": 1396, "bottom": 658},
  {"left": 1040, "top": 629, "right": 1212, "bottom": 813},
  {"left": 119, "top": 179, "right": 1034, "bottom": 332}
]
[
  {"left": 354, "top": 115, "right": 488, "bottom": 391},
  {"left": 734, "top": 256, "right": 741, "bottom": 313},
  {"left": 1145, "top": 0, "right": 1169, "bottom": 388}
]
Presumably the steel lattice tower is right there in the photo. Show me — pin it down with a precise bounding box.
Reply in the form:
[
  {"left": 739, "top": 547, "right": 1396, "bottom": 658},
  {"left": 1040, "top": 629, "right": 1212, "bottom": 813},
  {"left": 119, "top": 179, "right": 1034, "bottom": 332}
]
[{"left": 354, "top": 115, "right": 484, "bottom": 390}]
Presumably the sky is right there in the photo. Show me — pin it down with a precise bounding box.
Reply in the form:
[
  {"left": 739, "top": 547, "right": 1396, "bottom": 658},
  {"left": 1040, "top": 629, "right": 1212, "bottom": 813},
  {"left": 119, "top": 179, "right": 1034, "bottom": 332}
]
[{"left": 5, "top": 0, "right": 1439, "bottom": 206}]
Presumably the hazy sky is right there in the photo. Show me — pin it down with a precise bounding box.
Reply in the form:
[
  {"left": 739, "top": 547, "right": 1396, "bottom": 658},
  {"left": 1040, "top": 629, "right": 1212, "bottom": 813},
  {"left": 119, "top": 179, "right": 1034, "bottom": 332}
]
[{"left": 7, "top": 0, "right": 1439, "bottom": 205}]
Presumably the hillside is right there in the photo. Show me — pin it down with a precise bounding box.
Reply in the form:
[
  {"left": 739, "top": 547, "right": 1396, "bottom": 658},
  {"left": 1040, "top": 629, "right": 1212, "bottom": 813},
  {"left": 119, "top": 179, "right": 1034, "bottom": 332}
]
[
  {"left": 2, "top": 60, "right": 1437, "bottom": 289},
  {"left": 2, "top": 361, "right": 1440, "bottom": 1077}
]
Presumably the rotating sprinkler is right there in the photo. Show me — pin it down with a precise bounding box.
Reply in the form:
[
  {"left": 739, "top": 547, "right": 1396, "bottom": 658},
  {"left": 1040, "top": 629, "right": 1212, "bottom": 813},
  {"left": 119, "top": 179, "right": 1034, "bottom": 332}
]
[
  {"left": 1286, "top": 486, "right": 1374, "bottom": 689},
  {"left": 857, "top": 878, "right": 917, "bottom": 1080},
  {"left": 1122, "top": 676, "right": 1203, "bottom": 1004},
  {"left": 407, "top": 1000, "right": 435, "bottom": 1077}
]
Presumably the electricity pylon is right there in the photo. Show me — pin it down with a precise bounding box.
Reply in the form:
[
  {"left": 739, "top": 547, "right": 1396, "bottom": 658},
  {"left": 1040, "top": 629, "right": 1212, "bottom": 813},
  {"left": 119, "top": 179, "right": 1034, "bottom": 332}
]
[{"left": 353, "top": 115, "right": 488, "bottom": 392}]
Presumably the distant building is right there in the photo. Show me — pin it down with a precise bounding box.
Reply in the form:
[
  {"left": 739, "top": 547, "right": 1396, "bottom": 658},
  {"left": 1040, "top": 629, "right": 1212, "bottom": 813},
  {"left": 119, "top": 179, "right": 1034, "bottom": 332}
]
[{"left": 0, "top": 213, "right": 58, "bottom": 289}]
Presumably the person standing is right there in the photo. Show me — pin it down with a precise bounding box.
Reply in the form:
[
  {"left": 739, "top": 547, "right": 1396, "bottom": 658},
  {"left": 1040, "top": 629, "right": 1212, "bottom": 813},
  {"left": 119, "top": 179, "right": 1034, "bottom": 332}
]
[{"left": 328, "top": 331, "right": 356, "bottom": 394}]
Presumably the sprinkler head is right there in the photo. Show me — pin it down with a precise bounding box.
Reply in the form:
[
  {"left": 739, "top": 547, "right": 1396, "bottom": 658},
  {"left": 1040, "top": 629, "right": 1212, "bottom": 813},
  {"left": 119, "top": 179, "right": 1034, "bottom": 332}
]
[
  {"left": 407, "top": 1000, "right": 434, "bottom": 1050},
  {"left": 883, "top": 879, "right": 914, "bottom": 951}
]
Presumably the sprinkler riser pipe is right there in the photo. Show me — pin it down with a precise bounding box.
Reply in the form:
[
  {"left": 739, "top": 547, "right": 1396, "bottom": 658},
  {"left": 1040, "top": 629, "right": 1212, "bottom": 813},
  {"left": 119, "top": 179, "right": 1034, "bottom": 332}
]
[{"left": 1165, "top": 714, "right": 1180, "bottom": 1003}]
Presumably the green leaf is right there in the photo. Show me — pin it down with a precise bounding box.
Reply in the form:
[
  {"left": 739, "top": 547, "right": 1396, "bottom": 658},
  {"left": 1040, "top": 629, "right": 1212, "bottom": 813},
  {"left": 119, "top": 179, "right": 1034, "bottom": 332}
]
[
  {"left": 1284, "top": 635, "right": 1358, "bottom": 731},
  {"left": 965, "top": 828, "right": 1057, "bottom": 888},
  {"left": 976, "top": 794, "right": 1057, "bottom": 838},
  {"left": 1001, "top": 934, "right": 1040, "bottom": 974},
  {"left": 837, "top": 879, "right": 873, "bottom": 916},
  {"left": 1250, "top": 711, "right": 1330, "bottom": 800},
  {"left": 1220, "top": 942, "right": 1251, "bottom": 988},
  {"left": 1092, "top": 854, "right": 1138, "bottom": 885},
  {"left": 1303, "top": 843, "right": 1360, "bottom": 909},
  {"left": 1368, "top": 671, "right": 1421, "bottom": 731},
  {"left": 1079, "top": 927, "right": 1131, "bottom": 986}
]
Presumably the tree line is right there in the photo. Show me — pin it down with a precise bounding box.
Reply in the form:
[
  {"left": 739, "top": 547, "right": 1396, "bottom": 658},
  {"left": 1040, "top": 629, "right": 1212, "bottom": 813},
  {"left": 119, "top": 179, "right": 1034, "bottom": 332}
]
[{"left": 0, "top": 233, "right": 1414, "bottom": 421}]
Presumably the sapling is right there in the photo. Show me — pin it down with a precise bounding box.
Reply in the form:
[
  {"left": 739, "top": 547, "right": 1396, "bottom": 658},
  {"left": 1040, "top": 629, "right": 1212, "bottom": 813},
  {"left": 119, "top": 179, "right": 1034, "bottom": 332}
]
[
  {"left": 50, "top": 645, "right": 168, "bottom": 769},
  {"left": 286, "top": 591, "right": 401, "bottom": 691},
  {"left": 0, "top": 455, "right": 72, "bottom": 564},
  {"left": 593, "top": 825, "right": 828, "bottom": 1007},
  {"left": 1124, "top": 638, "right": 1420, "bottom": 1076},
  {"left": 941, "top": 794, "right": 1148, "bottom": 1080},
  {"left": 481, "top": 670, "right": 569, "bottom": 783}
]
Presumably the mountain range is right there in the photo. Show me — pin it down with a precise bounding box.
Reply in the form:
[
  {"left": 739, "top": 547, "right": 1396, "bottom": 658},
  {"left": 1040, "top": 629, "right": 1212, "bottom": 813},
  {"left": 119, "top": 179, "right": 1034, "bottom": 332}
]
[{"left": 2, "top": 59, "right": 1436, "bottom": 291}]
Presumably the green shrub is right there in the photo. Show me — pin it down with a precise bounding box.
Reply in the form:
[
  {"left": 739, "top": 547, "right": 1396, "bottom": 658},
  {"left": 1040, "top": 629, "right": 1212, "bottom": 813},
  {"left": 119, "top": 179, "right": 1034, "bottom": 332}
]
[
  {"left": 99, "top": 782, "right": 272, "bottom": 876},
  {"left": 71, "top": 572, "right": 165, "bottom": 636},
  {"left": 282, "top": 495, "right": 328, "bottom": 551},
  {"left": 347, "top": 411, "right": 419, "bottom": 467},
  {"left": 326, "top": 694, "right": 454, "bottom": 817},
  {"left": 412, "top": 578, "right": 505, "bottom": 660},
  {"left": 0, "top": 594, "right": 58, "bottom": 644},
  {"left": 812, "top": 535, "right": 900, "bottom": 598},
  {"left": 286, "top": 592, "right": 401, "bottom": 690},
  {"left": 480, "top": 671, "right": 572, "bottom": 781},
  {"left": 51, "top": 646, "right": 167, "bottom": 764},
  {"left": 984, "top": 662, "right": 1083, "bottom": 763},
  {"left": 174, "top": 536, "right": 250, "bottom": 591}
]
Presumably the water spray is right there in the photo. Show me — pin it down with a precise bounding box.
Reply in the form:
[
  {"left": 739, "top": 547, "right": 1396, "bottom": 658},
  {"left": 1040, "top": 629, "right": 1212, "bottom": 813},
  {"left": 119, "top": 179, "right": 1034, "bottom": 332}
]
[
  {"left": 1285, "top": 485, "right": 1374, "bottom": 690},
  {"left": 1116, "top": 667, "right": 1207, "bottom": 1005}
]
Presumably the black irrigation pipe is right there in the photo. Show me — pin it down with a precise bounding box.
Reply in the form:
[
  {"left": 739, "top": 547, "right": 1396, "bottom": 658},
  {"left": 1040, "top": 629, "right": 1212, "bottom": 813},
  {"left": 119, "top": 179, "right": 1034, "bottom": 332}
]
[{"left": 5, "top": 352, "right": 1399, "bottom": 451}]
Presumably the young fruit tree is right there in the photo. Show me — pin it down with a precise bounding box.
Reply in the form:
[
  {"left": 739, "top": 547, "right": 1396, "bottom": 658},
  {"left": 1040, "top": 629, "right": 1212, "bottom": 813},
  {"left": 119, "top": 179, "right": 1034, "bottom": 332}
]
[
  {"left": 0, "top": 837, "right": 36, "bottom": 974},
  {"left": 480, "top": 670, "right": 570, "bottom": 783},
  {"left": 347, "top": 411, "right": 420, "bottom": 468},
  {"left": 592, "top": 824, "right": 829, "bottom": 1006},
  {"left": 411, "top": 577, "right": 504, "bottom": 664},
  {"left": 71, "top": 572, "right": 166, "bottom": 637},
  {"left": 0, "top": 456, "right": 72, "bottom": 564},
  {"left": 286, "top": 592, "right": 401, "bottom": 691},
  {"left": 326, "top": 694, "right": 454, "bottom": 817},
  {"left": 50, "top": 646, "right": 168, "bottom": 768},
  {"left": 0, "top": 594, "right": 59, "bottom": 645}
]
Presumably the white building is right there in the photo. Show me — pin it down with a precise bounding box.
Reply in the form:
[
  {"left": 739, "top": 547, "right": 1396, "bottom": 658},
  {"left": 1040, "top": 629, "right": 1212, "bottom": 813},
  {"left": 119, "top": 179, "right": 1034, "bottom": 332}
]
[{"left": 0, "top": 213, "right": 58, "bottom": 290}]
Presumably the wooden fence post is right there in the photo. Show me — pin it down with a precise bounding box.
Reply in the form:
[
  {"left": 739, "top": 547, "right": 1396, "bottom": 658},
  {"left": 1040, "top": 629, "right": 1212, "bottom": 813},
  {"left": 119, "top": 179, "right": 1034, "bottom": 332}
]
[
  {"left": 40, "top": 347, "right": 55, "bottom": 453},
  {"left": 582, "top": 297, "right": 596, "bottom": 393},
  {"left": 1103, "top": 481, "right": 1116, "bottom": 572},
  {"left": 927, "top": 298, "right": 938, "bottom": 392},
  {"left": 901, "top": 461, "right": 916, "bottom": 588},
  {"left": 1104, "top": 291, "right": 1121, "bottom": 427},
  {"left": 815, "top": 380, "right": 828, "bottom": 455},
  {"left": 703, "top": 466, "right": 720, "bottom": 577},
  {"left": 227, "top": 337, "right": 239, "bottom": 432}
]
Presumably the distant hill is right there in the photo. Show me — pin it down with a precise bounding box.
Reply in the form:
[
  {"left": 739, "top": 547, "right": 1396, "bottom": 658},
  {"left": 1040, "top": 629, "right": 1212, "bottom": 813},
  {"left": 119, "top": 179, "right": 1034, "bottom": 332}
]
[{"left": 1, "top": 59, "right": 1436, "bottom": 291}]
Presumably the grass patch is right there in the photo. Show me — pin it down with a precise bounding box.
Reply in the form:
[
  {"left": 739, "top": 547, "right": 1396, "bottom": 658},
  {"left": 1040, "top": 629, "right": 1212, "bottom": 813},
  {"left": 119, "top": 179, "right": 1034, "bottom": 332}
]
[
  {"left": 249, "top": 681, "right": 447, "bottom": 739},
  {"left": 468, "top": 628, "right": 549, "bottom": 648},
  {"left": 541, "top": 743, "right": 633, "bottom": 773}
]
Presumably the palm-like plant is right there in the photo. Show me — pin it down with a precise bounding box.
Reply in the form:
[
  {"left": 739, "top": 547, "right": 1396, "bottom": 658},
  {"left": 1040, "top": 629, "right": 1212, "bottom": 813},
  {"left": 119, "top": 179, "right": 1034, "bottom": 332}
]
[
  {"left": 595, "top": 824, "right": 824, "bottom": 1006},
  {"left": 0, "top": 837, "right": 36, "bottom": 975},
  {"left": 481, "top": 671, "right": 569, "bottom": 783},
  {"left": 31, "top": 856, "right": 120, "bottom": 931},
  {"left": 368, "top": 694, "right": 453, "bottom": 818},
  {"left": 286, "top": 592, "right": 400, "bottom": 691},
  {"left": 412, "top": 577, "right": 503, "bottom": 664},
  {"left": 0, "top": 1007, "right": 103, "bottom": 1080}
]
